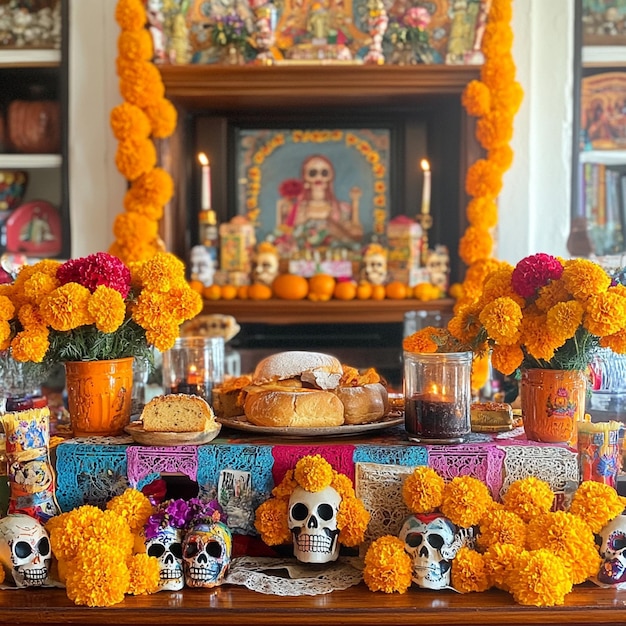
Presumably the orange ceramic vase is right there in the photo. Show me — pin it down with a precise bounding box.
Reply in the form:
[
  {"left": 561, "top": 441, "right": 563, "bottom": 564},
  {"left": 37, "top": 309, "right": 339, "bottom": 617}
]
[
  {"left": 64, "top": 357, "right": 134, "bottom": 437},
  {"left": 520, "top": 368, "right": 587, "bottom": 448}
]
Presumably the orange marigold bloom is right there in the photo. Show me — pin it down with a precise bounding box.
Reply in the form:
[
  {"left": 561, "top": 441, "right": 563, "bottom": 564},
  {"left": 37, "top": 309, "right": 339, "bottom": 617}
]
[
  {"left": 520, "top": 311, "right": 559, "bottom": 362},
  {"left": 462, "top": 80, "right": 491, "bottom": 117},
  {"left": 129, "top": 168, "right": 174, "bottom": 208},
  {"left": 23, "top": 272, "right": 60, "bottom": 302},
  {"left": 502, "top": 477, "right": 554, "bottom": 523},
  {"left": 483, "top": 543, "right": 521, "bottom": 591},
  {"left": 162, "top": 287, "right": 203, "bottom": 323},
  {"left": 118, "top": 61, "right": 165, "bottom": 109},
  {"left": 466, "top": 196, "right": 498, "bottom": 229},
  {"left": 113, "top": 212, "right": 159, "bottom": 245},
  {"left": 546, "top": 300, "right": 584, "bottom": 344},
  {"left": 477, "top": 508, "right": 527, "bottom": 551},
  {"left": 480, "top": 267, "right": 524, "bottom": 307},
  {"left": 600, "top": 329, "right": 626, "bottom": 353},
  {"left": 488, "top": 144, "right": 514, "bottom": 171},
  {"left": 478, "top": 296, "right": 522, "bottom": 345},
  {"left": 402, "top": 327, "right": 439, "bottom": 353},
  {"left": 451, "top": 547, "right": 492, "bottom": 593},
  {"left": 482, "top": 55, "right": 516, "bottom": 90},
  {"left": 402, "top": 467, "right": 445, "bottom": 514},
  {"left": 10, "top": 329, "right": 50, "bottom": 363},
  {"left": 295, "top": 455, "right": 334, "bottom": 492},
  {"left": 459, "top": 226, "right": 494, "bottom": 266},
  {"left": 144, "top": 321, "right": 181, "bottom": 352},
  {"left": 337, "top": 497, "right": 370, "bottom": 547},
  {"left": 115, "top": 135, "right": 157, "bottom": 181},
  {"left": 0, "top": 295, "right": 14, "bottom": 321},
  {"left": 137, "top": 252, "right": 186, "bottom": 292},
  {"left": 117, "top": 29, "right": 153, "bottom": 62},
  {"left": 482, "top": 21, "right": 514, "bottom": 58},
  {"left": 0, "top": 320, "right": 11, "bottom": 345},
  {"left": 88, "top": 286, "right": 126, "bottom": 333},
  {"left": 254, "top": 498, "right": 291, "bottom": 546},
  {"left": 448, "top": 303, "right": 482, "bottom": 345},
  {"left": 115, "top": 0, "right": 147, "bottom": 31},
  {"left": 465, "top": 159, "right": 503, "bottom": 198},
  {"left": 41, "top": 283, "right": 93, "bottom": 331},
  {"left": 490, "top": 342, "right": 523, "bottom": 375},
  {"left": 489, "top": 0, "right": 513, "bottom": 23},
  {"left": 561, "top": 258, "right": 611, "bottom": 301},
  {"left": 17, "top": 303, "right": 46, "bottom": 329},
  {"left": 535, "top": 278, "right": 572, "bottom": 311},
  {"left": 110, "top": 102, "right": 151, "bottom": 141},
  {"left": 123, "top": 192, "right": 163, "bottom": 221},
  {"left": 440, "top": 475, "right": 494, "bottom": 528},
  {"left": 143, "top": 98, "right": 178, "bottom": 139},
  {"left": 476, "top": 110, "right": 514, "bottom": 151},
  {"left": 584, "top": 291, "right": 626, "bottom": 337},
  {"left": 363, "top": 536, "right": 413, "bottom": 594}
]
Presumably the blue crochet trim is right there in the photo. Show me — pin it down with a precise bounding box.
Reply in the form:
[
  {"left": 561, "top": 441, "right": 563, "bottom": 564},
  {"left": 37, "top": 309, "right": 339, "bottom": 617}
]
[{"left": 353, "top": 444, "right": 428, "bottom": 467}]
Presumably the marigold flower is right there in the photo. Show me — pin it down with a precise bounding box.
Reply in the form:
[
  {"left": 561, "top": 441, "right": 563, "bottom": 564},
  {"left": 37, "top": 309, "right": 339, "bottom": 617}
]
[
  {"left": 561, "top": 258, "right": 611, "bottom": 301},
  {"left": 483, "top": 543, "right": 521, "bottom": 591},
  {"left": 488, "top": 144, "right": 514, "bottom": 171},
  {"left": 117, "top": 29, "right": 153, "bottom": 62},
  {"left": 106, "top": 488, "right": 154, "bottom": 534},
  {"left": 123, "top": 192, "right": 163, "bottom": 221},
  {"left": 402, "top": 467, "right": 445, "bottom": 514},
  {"left": 451, "top": 546, "right": 492, "bottom": 593},
  {"left": 502, "top": 477, "right": 554, "bottom": 523},
  {"left": 129, "top": 167, "right": 174, "bottom": 207},
  {"left": 478, "top": 296, "right": 522, "bottom": 345},
  {"left": 88, "top": 286, "right": 126, "bottom": 333},
  {"left": 440, "top": 475, "right": 494, "bottom": 528},
  {"left": 22, "top": 272, "right": 60, "bottom": 302},
  {"left": 294, "top": 455, "right": 334, "bottom": 492},
  {"left": 10, "top": 329, "right": 50, "bottom": 362},
  {"left": 113, "top": 212, "right": 159, "bottom": 245},
  {"left": 363, "top": 535, "right": 413, "bottom": 594},
  {"left": 448, "top": 303, "right": 482, "bottom": 345},
  {"left": 143, "top": 98, "right": 178, "bottom": 138},
  {"left": 508, "top": 549, "right": 572, "bottom": 607},
  {"left": 600, "top": 329, "right": 626, "bottom": 353},
  {"left": 110, "top": 102, "right": 151, "bottom": 141},
  {"left": 526, "top": 511, "right": 600, "bottom": 585},
  {"left": 331, "top": 472, "right": 356, "bottom": 500},
  {"left": 511, "top": 253, "right": 563, "bottom": 298},
  {"left": 477, "top": 507, "right": 527, "bottom": 551},
  {"left": 465, "top": 159, "right": 503, "bottom": 198},
  {"left": 337, "top": 497, "right": 370, "bottom": 547},
  {"left": 546, "top": 300, "right": 584, "bottom": 344},
  {"left": 584, "top": 291, "right": 626, "bottom": 337},
  {"left": 520, "top": 312, "right": 558, "bottom": 363},
  {"left": 462, "top": 80, "right": 491, "bottom": 117},
  {"left": 402, "top": 327, "right": 439, "bottom": 353},
  {"left": 126, "top": 553, "right": 160, "bottom": 595},
  {"left": 254, "top": 498, "right": 291, "bottom": 545},
  {"left": 476, "top": 110, "right": 514, "bottom": 150},
  {"left": 272, "top": 470, "right": 298, "bottom": 499},
  {"left": 137, "top": 252, "right": 187, "bottom": 292},
  {"left": 535, "top": 278, "right": 572, "bottom": 311},
  {"left": 119, "top": 61, "right": 165, "bottom": 109},
  {"left": 115, "top": 135, "right": 157, "bottom": 181},
  {"left": 115, "top": 0, "right": 146, "bottom": 31},
  {"left": 479, "top": 267, "right": 524, "bottom": 307},
  {"left": 569, "top": 481, "right": 626, "bottom": 533},
  {"left": 144, "top": 321, "right": 181, "bottom": 352},
  {"left": 466, "top": 196, "right": 498, "bottom": 229},
  {"left": 0, "top": 295, "right": 14, "bottom": 321},
  {"left": 490, "top": 343, "right": 523, "bottom": 376},
  {"left": 459, "top": 226, "right": 494, "bottom": 266},
  {"left": 41, "top": 283, "right": 93, "bottom": 331}
]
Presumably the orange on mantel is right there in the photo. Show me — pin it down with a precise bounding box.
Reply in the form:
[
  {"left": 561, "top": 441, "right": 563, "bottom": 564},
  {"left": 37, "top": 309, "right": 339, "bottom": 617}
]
[
  {"left": 385, "top": 280, "right": 409, "bottom": 300},
  {"left": 237, "top": 285, "right": 249, "bottom": 300},
  {"left": 189, "top": 280, "right": 204, "bottom": 294},
  {"left": 221, "top": 284, "right": 238, "bottom": 300},
  {"left": 333, "top": 280, "right": 357, "bottom": 300},
  {"left": 248, "top": 283, "right": 273, "bottom": 300},
  {"left": 370, "top": 284, "right": 386, "bottom": 300},
  {"left": 203, "top": 284, "right": 222, "bottom": 300},
  {"left": 356, "top": 281, "right": 373, "bottom": 300},
  {"left": 308, "top": 274, "right": 336, "bottom": 301},
  {"left": 272, "top": 273, "right": 309, "bottom": 300}
]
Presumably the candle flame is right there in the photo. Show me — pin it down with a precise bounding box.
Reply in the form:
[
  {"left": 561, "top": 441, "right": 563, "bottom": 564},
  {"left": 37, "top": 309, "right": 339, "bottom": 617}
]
[
  {"left": 187, "top": 364, "right": 201, "bottom": 385},
  {"left": 198, "top": 152, "right": 209, "bottom": 167},
  {"left": 420, "top": 159, "right": 430, "bottom": 172}
]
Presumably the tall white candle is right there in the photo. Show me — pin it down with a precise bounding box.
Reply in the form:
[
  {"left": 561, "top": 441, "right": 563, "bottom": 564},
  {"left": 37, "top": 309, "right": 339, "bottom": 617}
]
[
  {"left": 198, "top": 152, "right": 211, "bottom": 210},
  {"left": 420, "top": 159, "right": 431, "bottom": 215}
]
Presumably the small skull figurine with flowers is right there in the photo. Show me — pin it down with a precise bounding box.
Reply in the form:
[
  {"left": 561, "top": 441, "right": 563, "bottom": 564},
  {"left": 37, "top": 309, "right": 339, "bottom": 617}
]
[{"left": 255, "top": 455, "right": 370, "bottom": 564}]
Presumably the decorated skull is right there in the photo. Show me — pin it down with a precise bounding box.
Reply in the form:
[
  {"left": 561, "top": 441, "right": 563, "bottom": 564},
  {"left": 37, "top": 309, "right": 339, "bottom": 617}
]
[
  {"left": 288, "top": 485, "right": 341, "bottom": 564},
  {"left": 598, "top": 514, "right": 626, "bottom": 585},
  {"left": 0, "top": 513, "right": 52, "bottom": 587},
  {"left": 398, "top": 512, "right": 459, "bottom": 590},
  {"left": 361, "top": 246, "right": 388, "bottom": 286},
  {"left": 253, "top": 246, "right": 280, "bottom": 286},
  {"left": 182, "top": 520, "right": 232, "bottom": 588},
  {"left": 145, "top": 525, "right": 184, "bottom": 592}
]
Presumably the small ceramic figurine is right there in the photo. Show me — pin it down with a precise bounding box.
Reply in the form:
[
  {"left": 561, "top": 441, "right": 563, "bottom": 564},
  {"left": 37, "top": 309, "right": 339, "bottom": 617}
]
[
  {"left": 252, "top": 242, "right": 280, "bottom": 286},
  {"left": 360, "top": 243, "right": 389, "bottom": 285},
  {"left": 425, "top": 245, "right": 450, "bottom": 292},
  {"left": 145, "top": 524, "right": 185, "bottom": 592},
  {"left": 190, "top": 244, "right": 216, "bottom": 287},
  {"left": 182, "top": 518, "right": 232, "bottom": 588},
  {"left": 598, "top": 514, "right": 626, "bottom": 585}
]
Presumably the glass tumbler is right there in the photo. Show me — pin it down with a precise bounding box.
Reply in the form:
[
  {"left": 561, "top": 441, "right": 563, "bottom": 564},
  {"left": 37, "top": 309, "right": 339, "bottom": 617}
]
[
  {"left": 162, "top": 336, "right": 225, "bottom": 402},
  {"left": 404, "top": 351, "right": 472, "bottom": 444}
]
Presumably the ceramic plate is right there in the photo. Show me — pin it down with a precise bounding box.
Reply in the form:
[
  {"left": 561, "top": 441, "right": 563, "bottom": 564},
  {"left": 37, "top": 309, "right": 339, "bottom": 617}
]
[
  {"left": 124, "top": 422, "right": 221, "bottom": 446},
  {"left": 216, "top": 411, "right": 404, "bottom": 439}
]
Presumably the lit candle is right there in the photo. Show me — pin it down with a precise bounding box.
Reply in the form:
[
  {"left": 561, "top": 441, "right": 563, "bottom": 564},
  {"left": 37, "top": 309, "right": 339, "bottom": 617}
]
[
  {"left": 186, "top": 364, "right": 201, "bottom": 385},
  {"left": 420, "top": 159, "right": 431, "bottom": 215},
  {"left": 198, "top": 152, "right": 211, "bottom": 211}
]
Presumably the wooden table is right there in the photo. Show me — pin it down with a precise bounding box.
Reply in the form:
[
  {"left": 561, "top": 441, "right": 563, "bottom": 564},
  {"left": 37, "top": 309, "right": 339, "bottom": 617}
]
[{"left": 2, "top": 583, "right": 625, "bottom": 626}]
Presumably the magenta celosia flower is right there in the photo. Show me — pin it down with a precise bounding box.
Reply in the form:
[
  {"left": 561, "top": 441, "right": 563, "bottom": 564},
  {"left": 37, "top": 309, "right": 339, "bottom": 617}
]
[
  {"left": 279, "top": 178, "right": 304, "bottom": 198},
  {"left": 511, "top": 253, "right": 563, "bottom": 299},
  {"left": 57, "top": 252, "right": 131, "bottom": 299}
]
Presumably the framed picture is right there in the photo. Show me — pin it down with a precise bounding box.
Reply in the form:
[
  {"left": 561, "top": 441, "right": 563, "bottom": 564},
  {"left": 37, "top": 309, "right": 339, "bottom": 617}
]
[
  {"left": 581, "top": 72, "right": 626, "bottom": 150},
  {"left": 582, "top": 0, "right": 626, "bottom": 45},
  {"left": 234, "top": 126, "right": 392, "bottom": 253}
]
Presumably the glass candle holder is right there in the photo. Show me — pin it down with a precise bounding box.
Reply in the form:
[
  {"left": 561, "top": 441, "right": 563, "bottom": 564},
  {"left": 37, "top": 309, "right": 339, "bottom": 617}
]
[
  {"left": 162, "top": 337, "right": 225, "bottom": 402},
  {"left": 403, "top": 351, "right": 472, "bottom": 444}
]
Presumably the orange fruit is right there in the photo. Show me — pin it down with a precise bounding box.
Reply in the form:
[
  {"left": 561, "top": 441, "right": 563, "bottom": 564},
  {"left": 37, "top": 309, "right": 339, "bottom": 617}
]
[
  {"left": 248, "top": 283, "right": 273, "bottom": 300},
  {"left": 272, "top": 273, "right": 309, "bottom": 300},
  {"left": 237, "top": 285, "right": 249, "bottom": 300},
  {"left": 221, "top": 284, "right": 238, "bottom": 300},
  {"left": 371, "top": 284, "right": 386, "bottom": 300},
  {"left": 385, "top": 280, "right": 408, "bottom": 300},
  {"left": 333, "top": 280, "right": 357, "bottom": 301},
  {"left": 308, "top": 273, "right": 336, "bottom": 300},
  {"left": 203, "top": 284, "right": 222, "bottom": 300},
  {"left": 356, "top": 281, "right": 373, "bottom": 300},
  {"left": 189, "top": 280, "right": 204, "bottom": 294}
]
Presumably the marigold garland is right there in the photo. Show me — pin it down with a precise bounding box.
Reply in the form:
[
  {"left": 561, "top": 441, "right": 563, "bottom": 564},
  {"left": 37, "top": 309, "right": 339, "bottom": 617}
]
[{"left": 111, "top": 0, "right": 178, "bottom": 264}]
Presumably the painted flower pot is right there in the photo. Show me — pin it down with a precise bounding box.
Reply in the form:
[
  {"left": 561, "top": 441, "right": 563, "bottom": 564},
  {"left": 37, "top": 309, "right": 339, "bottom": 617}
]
[
  {"left": 520, "top": 368, "right": 587, "bottom": 448},
  {"left": 64, "top": 357, "right": 133, "bottom": 437}
]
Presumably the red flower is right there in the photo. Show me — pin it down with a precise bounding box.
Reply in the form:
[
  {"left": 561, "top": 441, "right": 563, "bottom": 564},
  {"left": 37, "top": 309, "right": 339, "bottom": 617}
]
[
  {"left": 279, "top": 178, "right": 304, "bottom": 199},
  {"left": 57, "top": 252, "right": 131, "bottom": 299},
  {"left": 511, "top": 253, "right": 563, "bottom": 299}
]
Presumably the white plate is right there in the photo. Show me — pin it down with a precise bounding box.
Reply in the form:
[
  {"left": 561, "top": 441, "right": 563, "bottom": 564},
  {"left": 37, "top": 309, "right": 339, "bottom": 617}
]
[
  {"left": 216, "top": 412, "right": 404, "bottom": 439},
  {"left": 124, "top": 422, "right": 222, "bottom": 446}
]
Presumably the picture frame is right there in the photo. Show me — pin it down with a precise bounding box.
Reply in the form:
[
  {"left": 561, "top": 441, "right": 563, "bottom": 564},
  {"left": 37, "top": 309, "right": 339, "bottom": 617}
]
[
  {"left": 233, "top": 125, "right": 393, "bottom": 251},
  {"left": 581, "top": 72, "right": 626, "bottom": 150},
  {"left": 582, "top": 0, "right": 626, "bottom": 45}
]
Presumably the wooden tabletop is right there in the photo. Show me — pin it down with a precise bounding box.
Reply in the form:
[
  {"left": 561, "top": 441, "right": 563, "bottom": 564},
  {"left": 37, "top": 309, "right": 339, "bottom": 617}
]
[{"left": 1, "top": 583, "right": 625, "bottom": 626}]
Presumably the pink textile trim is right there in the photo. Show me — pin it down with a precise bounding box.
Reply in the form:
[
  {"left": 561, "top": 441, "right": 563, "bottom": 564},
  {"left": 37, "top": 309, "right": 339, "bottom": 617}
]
[
  {"left": 427, "top": 444, "right": 505, "bottom": 499},
  {"left": 271, "top": 444, "right": 357, "bottom": 486},
  {"left": 127, "top": 445, "right": 199, "bottom": 488}
]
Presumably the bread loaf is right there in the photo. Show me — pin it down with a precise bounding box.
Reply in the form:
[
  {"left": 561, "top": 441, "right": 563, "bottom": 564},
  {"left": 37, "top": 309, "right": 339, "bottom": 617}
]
[
  {"left": 253, "top": 351, "right": 342, "bottom": 390},
  {"left": 243, "top": 388, "right": 344, "bottom": 428},
  {"left": 141, "top": 394, "right": 216, "bottom": 432},
  {"left": 336, "top": 382, "right": 389, "bottom": 424}
]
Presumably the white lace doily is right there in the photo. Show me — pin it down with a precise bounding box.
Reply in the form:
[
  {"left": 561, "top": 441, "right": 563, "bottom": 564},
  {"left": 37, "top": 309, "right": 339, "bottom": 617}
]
[{"left": 224, "top": 556, "right": 363, "bottom": 596}]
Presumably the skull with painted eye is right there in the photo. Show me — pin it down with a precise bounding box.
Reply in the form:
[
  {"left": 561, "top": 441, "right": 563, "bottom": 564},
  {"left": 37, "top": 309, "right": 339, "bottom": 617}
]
[
  {"left": 598, "top": 514, "right": 626, "bottom": 585},
  {"left": 182, "top": 519, "right": 232, "bottom": 588},
  {"left": 304, "top": 157, "right": 333, "bottom": 187}
]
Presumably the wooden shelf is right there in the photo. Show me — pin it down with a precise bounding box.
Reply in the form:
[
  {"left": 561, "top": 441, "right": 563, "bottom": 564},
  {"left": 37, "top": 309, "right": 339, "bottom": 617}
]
[
  {"left": 0, "top": 583, "right": 624, "bottom": 625},
  {"left": 202, "top": 298, "right": 454, "bottom": 325},
  {"left": 0, "top": 154, "right": 62, "bottom": 168},
  {"left": 159, "top": 64, "right": 481, "bottom": 110},
  {"left": 0, "top": 48, "right": 60, "bottom": 68}
]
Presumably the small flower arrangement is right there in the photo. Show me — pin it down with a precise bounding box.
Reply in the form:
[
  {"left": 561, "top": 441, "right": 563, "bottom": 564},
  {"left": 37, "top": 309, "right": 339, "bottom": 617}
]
[
  {"left": 145, "top": 497, "right": 226, "bottom": 540},
  {"left": 0, "top": 251, "right": 202, "bottom": 364},
  {"left": 364, "top": 468, "right": 626, "bottom": 607},
  {"left": 212, "top": 12, "right": 252, "bottom": 49},
  {"left": 448, "top": 253, "right": 626, "bottom": 375}
]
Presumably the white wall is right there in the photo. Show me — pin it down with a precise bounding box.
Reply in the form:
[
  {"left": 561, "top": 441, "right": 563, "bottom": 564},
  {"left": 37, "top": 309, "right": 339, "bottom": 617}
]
[{"left": 68, "top": 0, "right": 574, "bottom": 265}]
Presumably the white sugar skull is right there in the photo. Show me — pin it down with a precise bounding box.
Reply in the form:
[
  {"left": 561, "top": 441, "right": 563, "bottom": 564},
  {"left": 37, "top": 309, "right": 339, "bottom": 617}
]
[
  {"left": 253, "top": 248, "right": 279, "bottom": 286},
  {"left": 288, "top": 485, "right": 341, "bottom": 564},
  {"left": 145, "top": 525, "right": 184, "bottom": 592},
  {"left": 0, "top": 513, "right": 52, "bottom": 587},
  {"left": 361, "top": 248, "right": 388, "bottom": 285},
  {"left": 598, "top": 513, "right": 626, "bottom": 585},
  {"left": 399, "top": 513, "right": 458, "bottom": 590},
  {"left": 182, "top": 520, "right": 232, "bottom": 588}
]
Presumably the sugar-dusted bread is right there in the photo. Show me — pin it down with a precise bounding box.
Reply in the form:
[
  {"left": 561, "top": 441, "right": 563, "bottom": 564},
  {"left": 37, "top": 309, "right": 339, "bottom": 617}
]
[
  {"left": 141, "top": 394, "right": 216, "bottom": 432},
  {"left": 243, "top": 388, "right": 344, "bottom": 428},
  {"left": 253, "top": 351, "right": 342, "bottom": 390}
]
